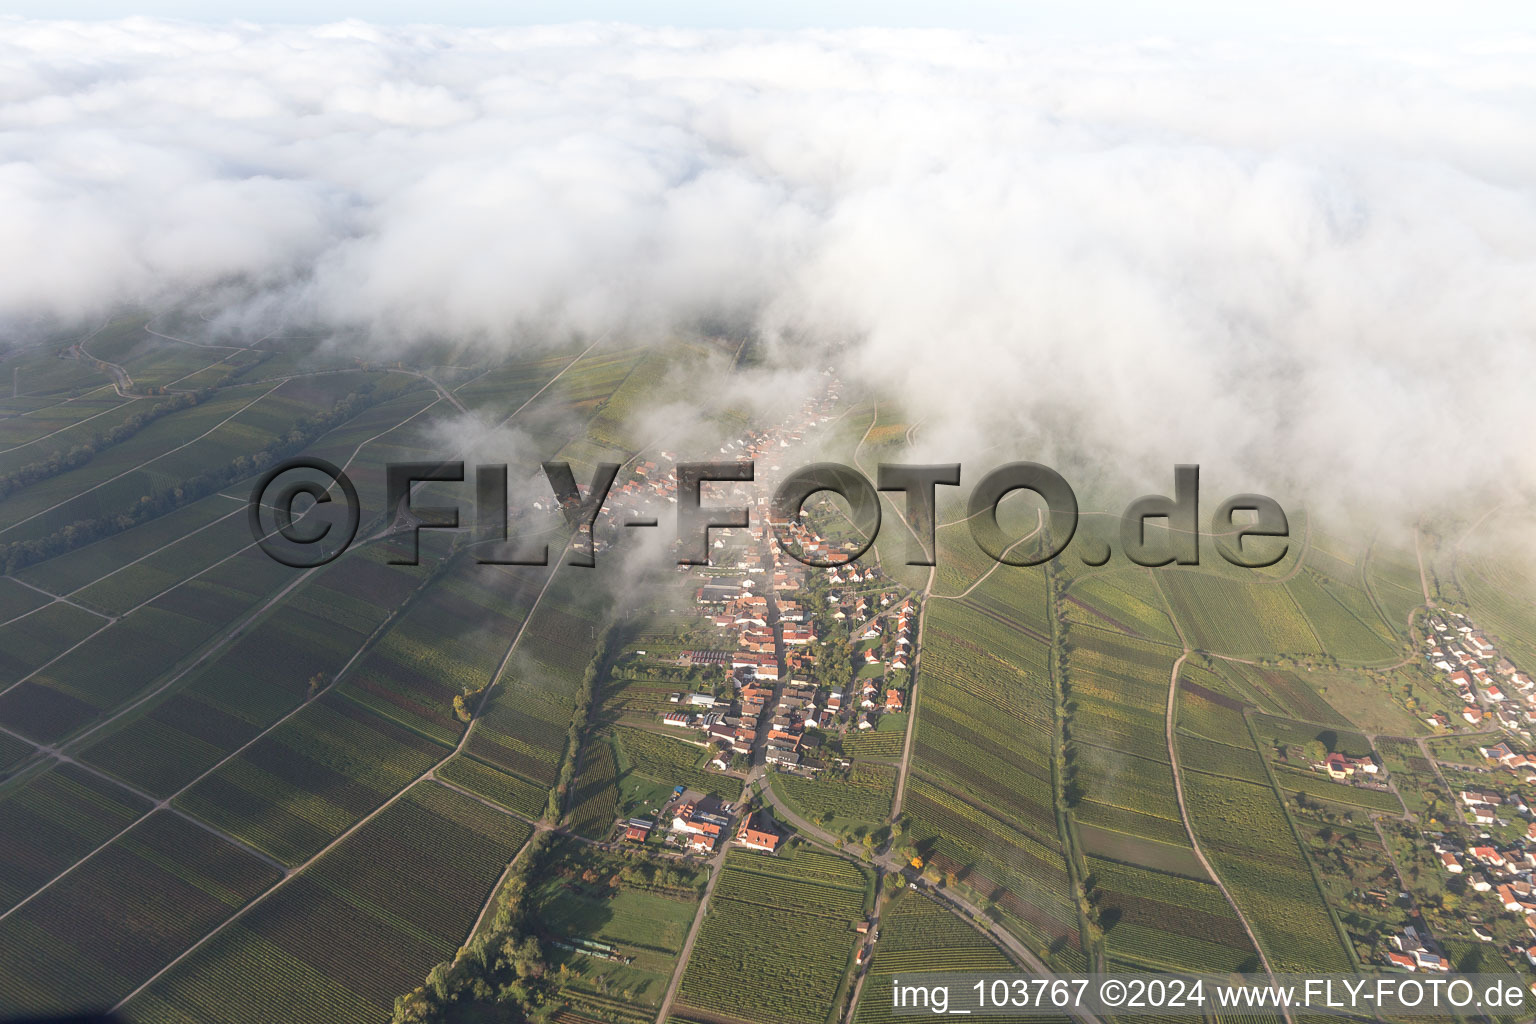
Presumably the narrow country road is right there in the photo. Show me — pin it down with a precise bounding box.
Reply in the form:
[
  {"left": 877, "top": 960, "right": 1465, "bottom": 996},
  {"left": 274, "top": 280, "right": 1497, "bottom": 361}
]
[
  {"left": 1162, "top": 649, "right": 1293, "bottom": 1024},
  {"left": 654, "top": 779, "right": 756, "bottom": 1024},
  {"left": 756, "top": 773, "right": 1108, "bottom": 1024}
]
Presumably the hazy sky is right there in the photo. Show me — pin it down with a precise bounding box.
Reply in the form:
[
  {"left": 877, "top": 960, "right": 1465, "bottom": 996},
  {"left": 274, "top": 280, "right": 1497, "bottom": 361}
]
[
  {"left": 5, "top": 0, "right": 1536, "bottom": 39},
  {"left": 2, "top": 12, "right": 1534, "bottom": 520}
]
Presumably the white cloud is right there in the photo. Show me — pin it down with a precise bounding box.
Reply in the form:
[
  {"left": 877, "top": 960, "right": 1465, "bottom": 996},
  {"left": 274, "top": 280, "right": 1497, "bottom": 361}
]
[{"left": 2, "top": 18, "right": 1534, "bottom": 515}]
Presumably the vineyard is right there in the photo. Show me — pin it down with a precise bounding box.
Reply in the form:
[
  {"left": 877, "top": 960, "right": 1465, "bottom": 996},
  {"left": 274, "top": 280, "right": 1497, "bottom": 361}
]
[
  {"left": 1176, "top": 733, "right": 1270, "bottom": 785},
  {"left": 0, "top": 762, "right": 152, "bottom": 913},
  {"left": 1364, "top": 543, "right": 1428, "bottom": 642},
  {"left": 1062, "top": 626, "right": 1194, "bottom": 866},
  {"left": 769, "top": 762, "right": 895, "bottom": 830},
  {"left": 1269, "top": 764, "right": 1404, "bottom": 813},
  {"left": 929, "top": 521, "right": 999, "bottom": 598},
  {"left": 1457, "top": 514, "right": 1536, "bottom": 670},
  {"left": 71, "top": 512, "right": 258, "bottom": 615},
  {"left": 436, "top": 752, "right": 549, "bottom": 817},
  {"left": 852, "top": 890, "right": 1019, "bottom": 1024},
  {"left": 125, "top": 782, "right": 531, "bottom": 1024},
  {"left": 0, "top": 319, "right": 1512, "bottom": 1024},
  {"left": 962, "top": 565, "right": 1053, "bottom": 641},
  {"left": 613, "top": 726, "right": 742, "bottom": 802},
  {"left": 1087, "top": 857, "right": 1257, "bottom": 973},
  {"left": 0, "top": 601, "right": 105, "bottom": 684},
  {"left": 0, "top": 577, "right": 47, "bottom": 621},
  {"left": 1065, "top": 569, "right": 1181, "bottom": 646},
  {"left": 0, "top": 809, "right": 284, "bottom": 1016},
  {"left": 1062, "top": 625, "right": 1176, "bottom": 764},
  {"left": 0, "top": 731, "right": 31, "bottom": 775},
  {"left": 339, "top": 563, "right": 544, "bottom": 743},
  {"left": 454, "top": 349, "right": 584, "bottom": 417},
  {"left": 599, "top": 674, "right": 689, "bottom": 724},
  {"left": 81, "top": 545, "right": 426, "bottom": 797},
  {"left": 568, "top": 735, "right": 621, "bottom": 837},
  {"left": 1283, "top": 570, "right": 1398, "bottom": 664},
  {"left": 1178, "top": 759, "right": 1352, "bottom": 973},
  {"left": 174, "top": 692, "right": 448, "bottom": 866},
  {"left": 460, "top": 571, "right": 607, "bottom": 802},
  {"left": 1158, "top": 573, "right": 1322, "bottom": 657},
  {"left": 839, "top": 727, "right": 904, "bottom": 759},
  {"left": 906, "top": 596, "right": 1078, "bottom": 953},
  {"left": 675, "top": 847, "right": 870, "bottom": 1024},
  {"left": 905, "top": 776, "right": 1077, "bottom": 942},
  {"left": 0, "top": 336, "right": 659, "bottom": 1024},
  {"left": 1, "top": 547, "right": 297, "bottom": 742},
  {"left": 1174, "top": 672, "right": 1251, "bottom": 741}
]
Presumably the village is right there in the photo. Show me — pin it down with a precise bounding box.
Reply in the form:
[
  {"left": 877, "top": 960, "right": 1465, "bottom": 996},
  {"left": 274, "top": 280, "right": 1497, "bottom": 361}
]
[
  {"left": 1422, "top": 611, "right": 1536, "bottom": 736},
  {"left": 610, "top": 493, "right": 920, "bottom": 858},
  {"left": 524, "top": 377, "right": 1536, "bottom": 1004},
  {"left": 579, "top": 370, "right": 919, "bottom": 858},
  {"left": 1363, "top": 611, "right": 1536, "bottom": 977}
]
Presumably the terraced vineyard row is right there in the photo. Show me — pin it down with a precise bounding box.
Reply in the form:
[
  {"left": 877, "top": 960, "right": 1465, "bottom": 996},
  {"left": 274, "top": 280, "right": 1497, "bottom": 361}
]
[
  {"left": 0, "top": 810, "right": 284, "bottom": 1016},
  {"left": 907, "top": 592, "right": 1080, "bottom": 959},
  {"left": 125, "top": 782, "right": 532, "bottom": 1024},
  {"left": 80, "top": 541, "right": 431, "bottom": 796},
  {"left": 853, "top": 890, "right": 1028, "bottom": 1024},
  {"left": 1177, "top": 724, "right": 1352, "bottom": 973},
  {"left": 676, "top": 848, "right": 870, "bottom": 1024},
  {"left": 174, "top": 691, "right": 449, "bottom": 866}
]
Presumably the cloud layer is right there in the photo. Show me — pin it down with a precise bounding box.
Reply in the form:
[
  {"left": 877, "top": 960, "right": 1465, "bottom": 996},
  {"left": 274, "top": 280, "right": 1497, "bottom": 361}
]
[{"left": 3, "top": 19, "right": 1535, "bottom": 515}]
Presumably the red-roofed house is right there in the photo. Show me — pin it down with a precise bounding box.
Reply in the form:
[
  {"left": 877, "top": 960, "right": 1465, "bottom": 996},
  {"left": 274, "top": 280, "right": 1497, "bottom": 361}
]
[{"left": 736, "top": 813, "right": 781, "bottom": 853}]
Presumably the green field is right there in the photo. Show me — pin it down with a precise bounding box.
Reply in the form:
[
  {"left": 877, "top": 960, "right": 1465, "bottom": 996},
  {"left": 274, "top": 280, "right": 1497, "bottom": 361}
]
[
  {"left": 769, "top": 762, "right": 895, "bottom": 832},
  {"left": 676, "top": 846, "right": 871, "bottom": 1024},
  {"left": 0, "top": 809, "right": 284, "bottom": 1016},
  {"left": 1177, "top": 718, "right": 1353, "bottom": 973},
  {"left": 174, "top": 692, "right": 448, "bottom": 866},
  {"left": 124, "top": 781, "right": 532, "bottom": 1024},
  {"left": 853, "top": 890, "right": 1024, "bottom": 1024},
  {"left": 907, "top": 592, "right": 1080, "bottom": 961},
  {"left": 612, "top": 725, "right": 742, "bottom": 804},
  {"left": 0, "top": 762, "right": 153, "bottom": 913},
  {"left": 532, "top": 839, "right": 703, "bottom": 1013}
]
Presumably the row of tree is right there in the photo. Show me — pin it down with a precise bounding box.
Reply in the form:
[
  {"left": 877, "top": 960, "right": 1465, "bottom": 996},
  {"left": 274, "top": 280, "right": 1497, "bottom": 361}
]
[
  {"left": 2, "top": 343, "right": 281, "bottom": 506},
  {"left": 0, "top": 379, "right": 422, "bottom": 574},
  {"left": 391, "top": 830, "right": 556, "bottom": 1023},
  {"left": 551, "top": 621, "right": 621, "bottom": 821},
  {"left": 0, "top": 390, "right": 202, "bottom": 502}
]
